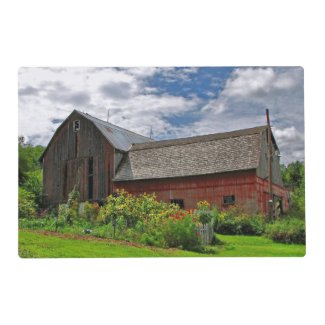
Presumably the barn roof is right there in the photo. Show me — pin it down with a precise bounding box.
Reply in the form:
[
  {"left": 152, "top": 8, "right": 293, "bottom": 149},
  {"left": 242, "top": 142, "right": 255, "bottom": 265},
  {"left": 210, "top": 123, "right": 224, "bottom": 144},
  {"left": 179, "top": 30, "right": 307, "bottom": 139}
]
[
  {"left": 40, "top": 110, "right": 153, "bottom": 161},
  {"left": 76, "top": 111, "right": 153, "bottom": 151},
  {"left": 114, "top": 126, "right": 269, "bottom": 181}
]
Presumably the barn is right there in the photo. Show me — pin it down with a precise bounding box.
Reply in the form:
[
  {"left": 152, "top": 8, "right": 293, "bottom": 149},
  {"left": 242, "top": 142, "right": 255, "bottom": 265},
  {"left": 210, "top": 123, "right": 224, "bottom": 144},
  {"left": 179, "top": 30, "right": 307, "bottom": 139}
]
[{"left": 40, "top": 109, "right": 289, "bottom": 215}]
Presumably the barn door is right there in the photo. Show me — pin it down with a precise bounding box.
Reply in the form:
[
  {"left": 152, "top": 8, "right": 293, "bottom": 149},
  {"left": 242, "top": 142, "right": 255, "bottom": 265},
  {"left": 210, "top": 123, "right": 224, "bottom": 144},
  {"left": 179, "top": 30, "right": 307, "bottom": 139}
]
[
  {"left": 273, "top": 195, "right": 283, "bottom": 218},
  {"left": 66, "top": 158, "right": 86, "bottom": 201}
]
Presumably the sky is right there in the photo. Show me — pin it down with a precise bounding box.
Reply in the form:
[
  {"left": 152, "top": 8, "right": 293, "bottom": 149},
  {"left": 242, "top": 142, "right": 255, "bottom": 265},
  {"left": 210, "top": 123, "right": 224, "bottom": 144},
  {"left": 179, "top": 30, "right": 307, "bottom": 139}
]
[{"left": 18, "top": 66, "right": 304, "bottom": 165}]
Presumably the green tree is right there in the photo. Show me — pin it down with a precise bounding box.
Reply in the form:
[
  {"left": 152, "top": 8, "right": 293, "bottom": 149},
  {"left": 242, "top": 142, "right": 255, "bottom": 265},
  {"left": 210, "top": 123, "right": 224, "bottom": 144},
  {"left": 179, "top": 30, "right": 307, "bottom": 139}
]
[
  {"left": 18, "top": 187, "right": 36, "bottom": 219},
  {"left": 18, "top": 136, "right": 44, "bottom": 185},
  {"left": 22, "top": 170, "right": 43, "bottom": 206},
  {"left": 18, "top": 136, "right": 45, "bottom": 213},
  {"left": 281, "top": 161, "right": 304, "bottom": 189},
  {"left": 281, "top": 161, "right": 305, "bottom": 218}
]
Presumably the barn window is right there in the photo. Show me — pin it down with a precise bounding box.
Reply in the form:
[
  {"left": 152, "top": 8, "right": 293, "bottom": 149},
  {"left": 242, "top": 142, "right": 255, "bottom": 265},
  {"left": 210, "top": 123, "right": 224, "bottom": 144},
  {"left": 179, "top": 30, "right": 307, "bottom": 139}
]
[
  {"left": 223, "top": 195, "right": 235, "bottom": 205},
  {"left": 171, "top": 199, "right": 184, "bottom": 209},
  {"left": 88, "top": 157, "right": 93, "bottom": 199},
  {"left": 73, "top": 120, "right": 80, "bottom": 132}
]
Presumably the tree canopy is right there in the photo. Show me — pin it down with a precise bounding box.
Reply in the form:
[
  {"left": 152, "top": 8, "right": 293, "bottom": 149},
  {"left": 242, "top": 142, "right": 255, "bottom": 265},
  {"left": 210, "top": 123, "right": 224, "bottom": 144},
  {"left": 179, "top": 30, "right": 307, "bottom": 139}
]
[
  {"left": 18, "top": 137, "right": 45, "bottom": 216},
  {"left": 19, "top": 137, "right": 45, "bottom": 185},
  {"left": 281, "top": 161, "right": 305, "bottom": 218}
]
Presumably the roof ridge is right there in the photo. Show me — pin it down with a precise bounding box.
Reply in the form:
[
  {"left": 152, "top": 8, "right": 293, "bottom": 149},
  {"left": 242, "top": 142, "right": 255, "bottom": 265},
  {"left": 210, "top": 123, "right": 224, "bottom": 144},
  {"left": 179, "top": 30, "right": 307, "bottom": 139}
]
[
  {"left": 130, "top": 125, "right": 267, "bottom": 151},
  {"left": 75, "top": 109, "right": 152, "bottom": 140}
]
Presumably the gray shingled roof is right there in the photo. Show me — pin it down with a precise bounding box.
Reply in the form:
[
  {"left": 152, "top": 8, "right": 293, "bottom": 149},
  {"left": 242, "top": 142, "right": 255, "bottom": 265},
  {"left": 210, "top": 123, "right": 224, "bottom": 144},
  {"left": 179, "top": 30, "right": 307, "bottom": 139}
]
[
  {"left": 77, "top": 111, "right": 153, "bottom": 151},
  {"left": 114, "top": 126, "right": 267, "bottom": 181}
]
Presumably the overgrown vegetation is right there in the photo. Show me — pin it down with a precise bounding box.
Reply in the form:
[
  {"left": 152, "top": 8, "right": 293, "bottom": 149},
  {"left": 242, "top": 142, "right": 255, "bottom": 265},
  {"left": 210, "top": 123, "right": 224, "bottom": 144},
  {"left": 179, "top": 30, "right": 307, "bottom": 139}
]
[
  {"left": 19, "top": 189, "right": 208, "bottom": 251},
  {"left": 18, "top": 136, "right": 45, "bottom": 218},
  {"left": 265, "top": 217, "right": 305, "bottom": 244},
  {"left": 215, "top": 205, "right": 266, "bottom": 236},
  {"left": 19, "top": 186, "right": 306, "bottom": 248},
  {"left": 281, "top": 160, "right": 305, "bottom": 219},
  {"left": 18, "top": 139, "right": 306, "bottom": 251}
]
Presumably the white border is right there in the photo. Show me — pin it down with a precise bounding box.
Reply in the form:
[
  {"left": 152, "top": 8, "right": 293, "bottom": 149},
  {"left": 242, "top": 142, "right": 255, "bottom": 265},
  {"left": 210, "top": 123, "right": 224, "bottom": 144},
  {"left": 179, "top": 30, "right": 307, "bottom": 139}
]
[{"left": 1, "top": 1, "right": 324, "bottom": 324}]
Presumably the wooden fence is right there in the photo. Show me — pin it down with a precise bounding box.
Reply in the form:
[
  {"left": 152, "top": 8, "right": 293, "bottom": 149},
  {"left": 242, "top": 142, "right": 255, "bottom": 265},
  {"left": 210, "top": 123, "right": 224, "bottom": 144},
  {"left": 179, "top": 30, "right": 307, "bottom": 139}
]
[{"left": 196, "top": 223, "right": 214, "bottom": 245}]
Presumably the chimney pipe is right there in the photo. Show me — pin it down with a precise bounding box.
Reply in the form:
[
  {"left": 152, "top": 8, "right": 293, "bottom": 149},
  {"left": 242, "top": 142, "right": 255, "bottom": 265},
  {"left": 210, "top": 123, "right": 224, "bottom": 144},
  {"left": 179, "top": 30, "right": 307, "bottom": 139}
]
[{"left": 266, "top": 108, "right": 274, "bottom": 220}]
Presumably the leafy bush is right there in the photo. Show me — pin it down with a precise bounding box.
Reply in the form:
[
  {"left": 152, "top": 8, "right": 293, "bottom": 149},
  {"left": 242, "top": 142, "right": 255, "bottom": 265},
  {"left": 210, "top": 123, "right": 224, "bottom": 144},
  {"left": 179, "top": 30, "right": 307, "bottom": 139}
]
[
  {"left": 22, "top": 170, "right": 43, "bottom": 207},
  {"left": 19, "top": 218, "right": 44, "bottom": 229},
  {"left": 163, "top": 215, "right": 201, "bottom": 251},
  {"left": 91, "top": 224, "right": 114, "bottom": 238},
  {"left": 98, "top": 189, "right": 135, "bottom": 226},
  {"left": 19, "top": 188, "right": 36, "bottom": 219},
  {"left": 197, "top": 210, "right": 212, "bottom": 225},
  {"left": 216, "top": 205, "right": 266, "bottom": 235},
  {"left": 140, "top": 231, "right": 165, "bottom": 247},
  {"left": 235, "top": 214, "right": 266, "bottom": 235},
  {"left": 265, "top": 218, "right": 305, "bottom": 244},
  {"left": 18, "top": 216, "right": 57, "bottom": 231},
  {"left": 99, "top": 190, "right": 180, "bottom": 225},
  {"left": 56, "top": 188, "right": 80, "bottom": 226}
]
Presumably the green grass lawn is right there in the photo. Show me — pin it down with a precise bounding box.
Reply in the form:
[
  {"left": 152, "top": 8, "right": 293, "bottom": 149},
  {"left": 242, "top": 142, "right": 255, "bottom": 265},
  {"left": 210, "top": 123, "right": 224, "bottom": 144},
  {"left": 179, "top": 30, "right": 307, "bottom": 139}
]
[{"left": 18, "top": 230, "right": 306, "bottom": 258}]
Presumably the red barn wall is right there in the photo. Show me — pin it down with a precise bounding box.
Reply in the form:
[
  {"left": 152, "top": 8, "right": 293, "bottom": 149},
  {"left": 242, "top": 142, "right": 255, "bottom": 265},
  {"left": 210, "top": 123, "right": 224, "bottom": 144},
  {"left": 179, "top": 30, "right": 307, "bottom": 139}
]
[
  {"left": 114, "top": 170, "right": 259, "bottom": 213},
  {"left": 113, "top": 170, "right": 289, "bottom": 214}
]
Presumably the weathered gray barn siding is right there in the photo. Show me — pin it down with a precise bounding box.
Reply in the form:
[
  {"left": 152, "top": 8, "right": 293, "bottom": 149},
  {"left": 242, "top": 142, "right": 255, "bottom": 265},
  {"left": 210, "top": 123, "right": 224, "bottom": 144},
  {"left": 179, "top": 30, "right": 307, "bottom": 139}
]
[
  {"left": 42, "top": 111, "right": 115, "bottom": 204},
  {"left": 256, "top": 130, "right": 283, "bottom": 186}
]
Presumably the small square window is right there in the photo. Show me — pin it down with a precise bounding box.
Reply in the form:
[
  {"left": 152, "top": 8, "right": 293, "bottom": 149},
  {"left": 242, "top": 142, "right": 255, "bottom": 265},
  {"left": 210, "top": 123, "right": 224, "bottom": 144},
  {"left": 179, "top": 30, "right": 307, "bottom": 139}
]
[
  {"left": 223, "top": 195, "right": 235, "bottom": 205},
  {"left": 171, "top": 199, "right": 184, "bottom": 209},
  {"left": 73, "top": 120, "right": 80, "bottom": 132}
]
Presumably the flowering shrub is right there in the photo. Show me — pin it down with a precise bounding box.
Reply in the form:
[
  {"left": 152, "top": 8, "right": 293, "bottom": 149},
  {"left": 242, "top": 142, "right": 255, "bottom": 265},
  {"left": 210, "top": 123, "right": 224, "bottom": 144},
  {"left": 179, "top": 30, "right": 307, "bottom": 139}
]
[
  {"left": 19, "top": 189, "right": 208, "bottom": 250},
  {"left": 163, "top": 215, "right": 201, "bottom": 250},
  {"left": 98, "top": 189, "right": 180, "bottom": 226},
  {"left": 197, "top": 200, "right": 210, "bottom": 211},
  {"left": 95, "top": 191, "right": 202, "bottom": 250},
  {"left": 99, "top": 190, "right": 136, "bottom": 226}
]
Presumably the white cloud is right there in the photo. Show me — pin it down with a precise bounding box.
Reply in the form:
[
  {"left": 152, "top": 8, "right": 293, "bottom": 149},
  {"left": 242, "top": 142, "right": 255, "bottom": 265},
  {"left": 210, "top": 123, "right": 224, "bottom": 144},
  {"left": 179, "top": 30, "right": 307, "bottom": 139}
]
[
  {"left": 183, "top": 67, "right": 304, "bottom": 164},
  {"left": 223, "top": 68, "right": 276, "bottom": 98},
  {"left": 18, "top": 67, "right": 304, "bottom": 164},
  {"left": 18, "top": 67, "right": 201, "bottom": 145},
  {"left": 273, "top": 126, "right": 304, "bottom": 163},
  {"left": 222, "top": 67, "right": 300, "bottom": 99},
  {"left": 273, "top": 126, "right": 300, "bottom": 141}
]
